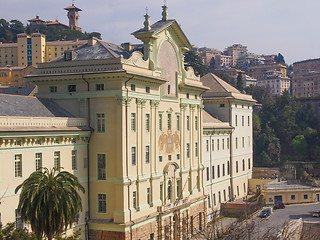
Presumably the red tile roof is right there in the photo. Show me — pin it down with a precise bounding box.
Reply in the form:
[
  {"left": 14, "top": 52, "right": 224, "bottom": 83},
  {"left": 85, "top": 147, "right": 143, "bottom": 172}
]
[
  {"left": 28, "top": 16, "right": 45, "bottom": 22},
  {"left": 64, "top": 5, "right": 82, "bottom": 11}
]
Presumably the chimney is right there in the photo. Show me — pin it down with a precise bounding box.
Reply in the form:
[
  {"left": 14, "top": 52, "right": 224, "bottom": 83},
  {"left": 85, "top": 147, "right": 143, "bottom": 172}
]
[
  {"left": 88, "top": 37, "right": 97, "bottom": 46},
  {"left": 121, "top": 42, "right": 132, "bottom": 52}
]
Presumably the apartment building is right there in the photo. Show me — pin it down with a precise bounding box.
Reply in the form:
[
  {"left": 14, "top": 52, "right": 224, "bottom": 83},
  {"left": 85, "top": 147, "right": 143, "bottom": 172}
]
[
  {"left": 292, "top": 58, "right": 320, "bottom": 97},
  {"left": 223, "top": 44, "right": 247, "bottom": 67}
]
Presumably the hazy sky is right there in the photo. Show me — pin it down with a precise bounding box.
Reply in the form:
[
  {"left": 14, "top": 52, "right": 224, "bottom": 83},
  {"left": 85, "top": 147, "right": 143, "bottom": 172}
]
[{"left": 1, "top": 0, "right": 320, "bottom": 64}]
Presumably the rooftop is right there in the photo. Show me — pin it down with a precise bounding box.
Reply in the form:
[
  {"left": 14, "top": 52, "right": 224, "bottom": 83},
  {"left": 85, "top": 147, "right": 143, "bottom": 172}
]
[{"left": 0, "top": 94, "right": 74, "bottom": 117}]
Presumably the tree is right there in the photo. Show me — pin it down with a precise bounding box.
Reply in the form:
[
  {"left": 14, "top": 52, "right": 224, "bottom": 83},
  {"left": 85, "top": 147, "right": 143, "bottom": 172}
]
[
  {"left": 15, "top": 168, "right": 85, "bottom": 240},
  {"left": 184, "top": 50, "right": 208, "bottom": 77},
  {"left": 275, "top": 53, "right": 285, "bottom": 65},
  {"left": 207, "top": 57, "right": 216, "bottom": 72},
  {"left": 236, "top": 72, "right": 244, "bottom": 91}
]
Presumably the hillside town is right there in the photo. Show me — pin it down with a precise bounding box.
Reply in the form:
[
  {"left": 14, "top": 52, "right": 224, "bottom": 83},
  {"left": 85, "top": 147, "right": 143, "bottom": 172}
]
[{"left": 0, "top": 2, "right": 320, "bottom": 240}]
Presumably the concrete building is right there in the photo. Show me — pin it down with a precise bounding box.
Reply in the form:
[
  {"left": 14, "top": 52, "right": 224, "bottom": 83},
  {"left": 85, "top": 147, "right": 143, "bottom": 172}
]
[
  {"left": 292, "top": 58, "right": 320, "bottom": 97},
  {"left": 0, "top": 6, "right": 255, "bottom": 240},
  {"left": 201, "top": 73, "right": 255, "bottom": 220},
  {"left": 223, "top": 44, "right": 247, "bottom": 67}
]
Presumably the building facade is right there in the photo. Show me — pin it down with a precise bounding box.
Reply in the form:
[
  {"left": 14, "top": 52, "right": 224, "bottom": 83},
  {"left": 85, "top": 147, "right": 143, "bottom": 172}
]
[
  {"left": 201, "top": 73, "right": 255, "bottom": 221},
  {"left": 292, "top": 58, "right": 320, "bottom": 97},
  {"left": 0, "top": 6, "right": 255, "bottom": 240}
]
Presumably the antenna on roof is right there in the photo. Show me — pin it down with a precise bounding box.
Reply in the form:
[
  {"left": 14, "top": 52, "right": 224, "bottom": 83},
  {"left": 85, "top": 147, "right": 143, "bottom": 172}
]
[
  {"left": 146, "top": 6, "right": 148, "bottom": 14},
  {"left": 164, "top": 0, "right": 167, "bottom": 6}
]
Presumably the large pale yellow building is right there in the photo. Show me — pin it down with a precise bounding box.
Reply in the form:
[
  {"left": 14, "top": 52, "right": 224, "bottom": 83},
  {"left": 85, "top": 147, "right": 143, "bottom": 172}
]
[{"left": 0, "top": 6, "right": 255, "bottom": 240}]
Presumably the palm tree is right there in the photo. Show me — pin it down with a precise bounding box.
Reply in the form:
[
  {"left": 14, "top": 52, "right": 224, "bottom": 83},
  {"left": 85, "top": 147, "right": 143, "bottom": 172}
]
[{"left": 15, "top": 168, "right": 85, "bottom": 240}]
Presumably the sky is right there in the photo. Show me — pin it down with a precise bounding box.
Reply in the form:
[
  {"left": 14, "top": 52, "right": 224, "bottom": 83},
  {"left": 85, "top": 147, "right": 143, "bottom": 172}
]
[{"left": 1, "top": 0, "right": 320, "bottom": 65}]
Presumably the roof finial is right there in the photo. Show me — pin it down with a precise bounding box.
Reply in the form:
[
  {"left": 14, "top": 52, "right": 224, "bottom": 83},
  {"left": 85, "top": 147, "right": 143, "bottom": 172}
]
[
  {"left": 162, "top": 2, "right": 168, "bottom": 21},
  {"left": 72, "top": 0, "right": 74, "bottom": 6},
  {"left": 144, "top": 8, "right": 151, "bottom": 31}
]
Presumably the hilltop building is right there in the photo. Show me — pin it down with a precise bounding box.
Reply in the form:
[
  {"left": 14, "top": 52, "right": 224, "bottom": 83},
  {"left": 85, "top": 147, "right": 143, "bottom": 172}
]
[
  {"left": 0, "top": 5, "right": 254, "bottom": 240},
  {"left": 223, "top": 44, "right": 247, "bottom": 67},
  {"left": 28, "top": 4, "right": 82, "bottom": 32},
  {"left": 292, "top": 58, "right": 320, "bottom": 97}
]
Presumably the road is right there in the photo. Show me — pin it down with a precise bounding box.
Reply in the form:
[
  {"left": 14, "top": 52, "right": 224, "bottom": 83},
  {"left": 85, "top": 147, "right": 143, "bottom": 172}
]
[{"left": 252, "top": 202, "right": 320, "bottom": 238}]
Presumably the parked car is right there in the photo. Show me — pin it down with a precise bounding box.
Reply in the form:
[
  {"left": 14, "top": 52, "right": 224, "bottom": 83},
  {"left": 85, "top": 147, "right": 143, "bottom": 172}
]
[
  {"left": 259, "top": 209, "right": 271, "bottom": 218},
  {"left": 313, "top": 211, "right": 320, "bottom": 217},
  {"left": 273, "top": 203, "right": 285, "bottom": 209}
]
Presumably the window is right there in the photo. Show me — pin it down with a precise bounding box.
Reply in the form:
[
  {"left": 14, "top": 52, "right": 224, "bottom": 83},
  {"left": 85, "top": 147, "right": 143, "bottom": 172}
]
[
  {"left": 96, "top": 113, "right": 106, "bottom": 132},
  {"left": 235, "top": 115, "right": 238, "bottom": 126},
  {"left": 131, "top": 113, "right": 136, "bottom": 132},
  {"left": 227, "top": 161, "right": 230, "bottom": 175},
  {"left": 54, "top": 151, "right": 60, "bottom": 170},
  {"left": 167, "top": 180, "right": 172, "bottom": 203},
  {"left": 218, "top": 191, "right": 221, "bottom": 203},
  {"left": 159, "top": 113, "right": 163, "bottom": 131},
  {"left": 167, "top": 113, "right": 172, "bottom": 130},
  {"left": 133, "top": 191, "right": 137, "bottom": 209},
  {"left": 242, "top": 159, "right": 245, "bottom": 171},
  {"left": 160, "top": 182, "right": 163, "bottom": 202},
  {"left": 217, "top": 165, "right": 220, "bottom": 178},
  {"left": 176, "top": 115, "right": 180, "bottom": 131},
  {"left": 237, "top": 186, "right": 240, "bottom": 196},
  {"left": 222, "top": 139, "right": 225, "bottom": 150},
  {"left": 217, "top": 139, "right": 220, "bottom": 150},
  {"left": 213, "top": 193, "right": 216, "bottom": 206},
  {"left": 96, "top": 84, "right": 104, "bottom": 91},
  {"left": 236, "top": 161, "right": 239, "bottom": 173},
  {"left": 242, "top": 116, "right": 244, "bottom": 126},
  {"left": 244, "top": 183, "right": 246, "bottom": 193},
  {"left": 187, "top": 116, "right": 190, "bottom": 130},
  {"left": 131, "top": 147, "right": 136, "bottom": 165},
  {"left": 168, "top": 155, "right": 171, "bottom": 161},
  {"left": 130, "top": 84, "right": 135, "bottom": 91},
  {"left": 206, "top": 140, "right": 209, "bottom": 152},
  {"left": 15, "top": 154, "right": 22, "bottom": 177},
  {"left": 147, "top": 187, "right": 151, "bottom": 205},
  {"left": 49, "top": 86, "right": 57, "bottom": 93},
  {"left": 223, "top": 189, "right": 226, "bottom": 201},
  {"left": 72, "top": 150, "right": 77, "bottom": 170},
  {"left": 145, "top": 114, "right": 150, "bottom": 132},
  {"left": 248, "top": 158, "right": 251, "bottom": 169},
  {"left": 15, "top": 209, "right": 23, "bottom": 229},
  {"left": 304, "top": 194, "right": 308, "bottom": 199},
  {"left": 291, "top": 195, "right": 295, "bottom": 200},
  {"left": 212, "top": 166, "right": 215, "bottom": 179},
  {"left": 220, "top": 104, "right": 225, "bottom": 108},
  {"left": 176, "top": 179, "right": 181, "bottom": 199},
  {"left": 195, "top": 142, "right": 198, "bottom": 157},
  {"left": 68, "top": 85, "right": 76, "bottom": 92},
  {"left": 248, "top": 116, "right": 250, "bottom": 126},
  {"left": 146, "top": 86, "right": 150, "bottom": 93},
  {"left": 212, "top": 139, "right": 214, "bottom": 151},
  {"left": 242, "top": 137, "right": 245, "bottom": 148},
  {"left": 236, "top": 137, "right": 238, "bottom": 149},
  {"left": 97, "top": 154, "right": 106, "bottom": 180},
  {"left": 146, "top": 146, "right": 150, "bottom": 163},
  {"left": 186, "top": 143, "right": 190, "bottom": 158},
  {"left": 98, "top": 194, "right": 106, "bottom": 213},
  {"left": 159, "top": 156, "right": 163, "bottom": 162},
  {"left": 195, "top": 116, "right": 198, "bottom": 131},
  {"left": 186, "top": 93, "right": 189, "bottom": 99},
  {"left": 35, "top": 153, "right": 42, "bottom": 171},
  {"left": 223, "top": 164, "right": 225, "bottom": 176},
  {"left": 206, "top": 167, "right": 209, "bottom": 181}
]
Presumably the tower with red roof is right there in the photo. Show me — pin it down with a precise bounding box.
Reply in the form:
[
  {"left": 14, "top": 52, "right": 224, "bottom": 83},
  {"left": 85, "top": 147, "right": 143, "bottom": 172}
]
[{"left": 64, "top": 3, "right": 82, "bottom": 32}]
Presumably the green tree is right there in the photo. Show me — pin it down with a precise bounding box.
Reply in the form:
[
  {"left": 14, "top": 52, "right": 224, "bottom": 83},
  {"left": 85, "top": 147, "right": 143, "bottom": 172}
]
[
  {"left": 15, "top": 168, "right": 85, "bottom": 240},
  {"left": 292, "top": 135, "right": 307, "bottom": 157},
  {"left": 236, "top": 72, "right": 244, "bottom": 91},
  {"left": 184, "top": 50, "right": 208, "bottom": 77},
  {"left": 275, "top": 53, "right": 285, "bottom": 65}
]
